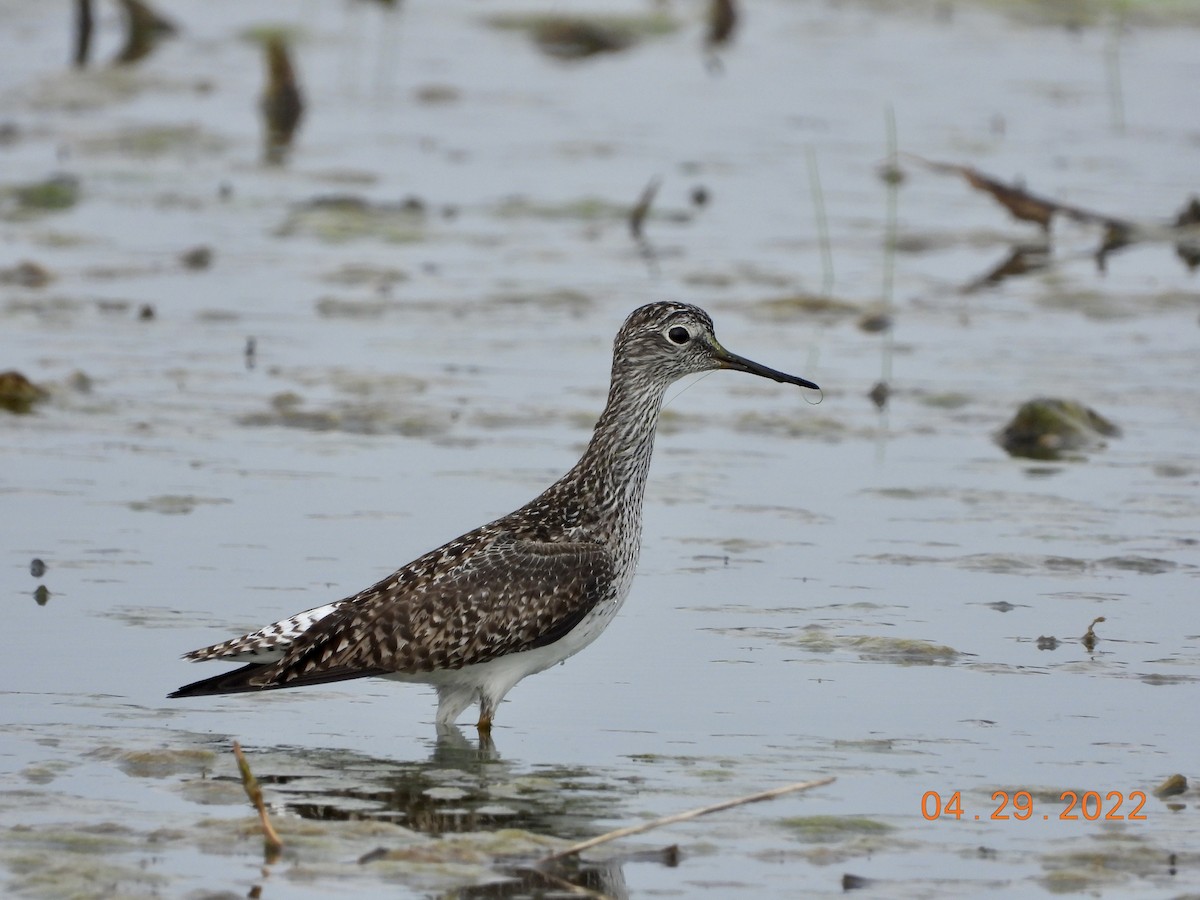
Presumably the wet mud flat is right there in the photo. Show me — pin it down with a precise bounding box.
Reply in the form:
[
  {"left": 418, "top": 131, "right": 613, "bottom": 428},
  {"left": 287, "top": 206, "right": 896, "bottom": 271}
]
[{"left": 3, "top": 0, "right": 1199, "bottom": 897}]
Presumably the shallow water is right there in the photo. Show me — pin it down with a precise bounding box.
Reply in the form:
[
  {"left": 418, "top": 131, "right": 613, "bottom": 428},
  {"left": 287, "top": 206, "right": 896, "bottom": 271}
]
[{"left": 2, "top": 0, "right": 1198, "bottom": 897}]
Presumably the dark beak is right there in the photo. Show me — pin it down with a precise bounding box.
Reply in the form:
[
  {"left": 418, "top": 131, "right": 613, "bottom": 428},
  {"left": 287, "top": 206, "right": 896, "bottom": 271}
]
[{"left": 713, "top": 344, "right": 819, "bottom": 391}]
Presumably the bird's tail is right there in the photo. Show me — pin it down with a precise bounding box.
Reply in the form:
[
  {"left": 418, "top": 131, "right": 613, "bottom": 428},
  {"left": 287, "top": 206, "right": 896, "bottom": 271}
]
[{"left": 168, "top": 663, "right": 275, "bottom": 698}]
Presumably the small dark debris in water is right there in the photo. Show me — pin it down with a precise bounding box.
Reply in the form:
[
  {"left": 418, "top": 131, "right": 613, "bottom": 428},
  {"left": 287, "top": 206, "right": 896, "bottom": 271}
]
[
  {"left": 703, "top": 0, "right": 737, "bottom": 73},
  {"left": 629, "top": 176, "right": 660, "bottom": 240},
  {"left": 260, "top": 35, "right": 305, "bottom": 165},
  {"left": 218, "top": 181, "right": 233, "bottom": 201},
  {"left": 30, "top": 559, "right": 47, "bottom": 578},
  {"left": 74, "top": 0, "right": 94, "bottom": 67},
  {"left": 0, "top": 370, "right": 49, "bottom": 413},
  {"left": 245, "top": 336, "right": 257, "bottom": 370},
  {"left": 988, "top": 600, "right": 1017, "bottom": 613},
  {"left": 413, "top": 84, "right": 461, "bottom": 105},
  {"left": 138, "top": 303, "right": 156, "bottom": 321},
  {"left": 489, "top": 11, "right": 678, "bottom": 60},
  {"left": 1172, "top": 196, "right": 1199, "bottom": 228},
  {"left": 877, "top": 160, "right": 905, "bottom": 187},
  {"left": 1153, "top": 773, "right": 1187, "bottom": 798},
  {"left": 1174, "top": 196, "right": 1200, "bottom": 271},
  {"left": 67, "top": 370, "right": 93, "bottom": 393},
  {"left": 997, "top": 398, "right": 1119, "bottom": 461},
  {"left": 1094, "top": 221, "right": 1135, "bottom": 273},
  {"left": 977, "top": 845, "right": 998, "bottom": 858},
  {"left": 963, "top": 242, "right": 1050, "bottom": 293},
  {"left": 1081, "top": 616, "right": 1105, "bottom": 651},
  {"left": 113, "top": 0, "right": 177, "bottom": 66},
  {"left": 0, "top": 260, "right": 53, "bottom": 287},
  {"left": 601, "top": 843, "right": 682, "bottom": 867},
  {"left": 842, "top": 873, "right": 872, "bottom": 890},
  {"left": 488, "top": 12, "right": 678, "bottom": 60},
  {"left": 34, "top": 585, "right": 51, "bottom": 606},
  {"left": 530, "top": 18, "right": 634, "bottom": 59},
  {"left": 690, "top": 185, "right": 709, "bottom": 207},
  {"left": 1036, "top": 635, "right": 1060, "bottom": 651},
  {"left": 706, "top": 0, "right": 738, "bottom": 50},
  {"left": 180, "top": 245, "right": 213, "bottom": 270},
  {"left": 858, "top": 311, "right": 891, "bottom": 333},
  {"left": 358, "top": 846, "right": 390, "bottom": 864},
  {"left": 868, "top": 381, "right": 890, "bottom": 410},
  {"left": 0, "top": 122, "right": 20, "bottom": 145}
]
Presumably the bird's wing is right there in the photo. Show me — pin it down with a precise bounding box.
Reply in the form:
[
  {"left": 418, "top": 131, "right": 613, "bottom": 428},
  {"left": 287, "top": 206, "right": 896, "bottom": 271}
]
[{"left": 245, "top": 538, "right": 616, "bottom": 690}]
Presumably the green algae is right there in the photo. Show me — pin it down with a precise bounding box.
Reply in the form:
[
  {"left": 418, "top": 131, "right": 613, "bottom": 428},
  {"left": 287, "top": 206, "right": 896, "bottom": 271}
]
[
  {"left": 112, "top": 748, "right": 218, "bottom": 779},
  {"left": 238, "top": 386, "right": 449, "bottom": 438},
  {"left": 126, "top": 495, "right": 232, "bottom": 515},
  {"left": 493, "top": 195, "right": 631, "bottom": 222},
  {"left": 916, "top": 391, "right": 973, "bottom": 409},
  {"left": 1, "top": 176, "right": 80, "bottom": 219},
  {"left": 320, "top": 263, "right": 410, "bottom": 288},
  {"left": 719, "top": 624, "right": 961, "bottom": 665},
  {"left": 1038, "top": 833, "right": 1179, "bottom": 894},
  {"left": 733, "top": 412, "right": 847, "bottom": 441},
  {"left": 277, "top": 196, "right": 427, "bottom": 243},
  {"left": 747, "top": 294, "right": 863, "bottom": 321},
  {"left": 489, "top": 288, "right": 594, "bottom": 314},
  {"left": 78, "top": 124, "right": 227, "bottom": 159},
  {"left": 779, "top": 815, "right": 892, "bottom": 841}
]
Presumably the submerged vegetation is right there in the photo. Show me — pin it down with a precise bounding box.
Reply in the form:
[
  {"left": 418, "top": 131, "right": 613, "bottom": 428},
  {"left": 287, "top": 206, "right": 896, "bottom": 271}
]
[{"left": 485, "top": 11, "right": 680, "bottom": 59}]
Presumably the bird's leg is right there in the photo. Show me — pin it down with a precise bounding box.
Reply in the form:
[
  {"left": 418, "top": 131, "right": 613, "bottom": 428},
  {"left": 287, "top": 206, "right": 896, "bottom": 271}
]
[{"left": 477, "top": 692, "right": 495, "bottom": 733}]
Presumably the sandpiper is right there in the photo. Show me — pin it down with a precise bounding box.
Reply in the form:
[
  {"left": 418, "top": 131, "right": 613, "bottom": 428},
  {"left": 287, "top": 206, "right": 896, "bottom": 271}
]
[{"left": 170, "top": 302, "right": 818, "bottom": 730}]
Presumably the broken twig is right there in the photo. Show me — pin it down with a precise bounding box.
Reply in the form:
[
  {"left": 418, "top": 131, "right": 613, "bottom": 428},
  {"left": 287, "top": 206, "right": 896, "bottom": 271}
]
[
  {"left": 904, "top": 154, "right": 1126, "bottom": 232},
  {"left": 629, "top": 176, "right": 661, "bottom": 240},
  {"left": 540, "top": 776, "right": 835, "bottom": 864},
  {"left": 233, "top": 741, "right": 284, "bottom": 860}
]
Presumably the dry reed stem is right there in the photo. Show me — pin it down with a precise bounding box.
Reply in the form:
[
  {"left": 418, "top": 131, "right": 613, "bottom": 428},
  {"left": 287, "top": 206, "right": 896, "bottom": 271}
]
[
  {"left": 540, "top": 775, "right": 835, "bottom": 864},
  {"left": 233, "top": 740, "right": 284, "bottom": 860}
]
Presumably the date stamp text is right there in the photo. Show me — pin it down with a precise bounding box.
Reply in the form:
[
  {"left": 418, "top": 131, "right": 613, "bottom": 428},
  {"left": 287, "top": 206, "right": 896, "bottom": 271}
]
[{"left": 922, "top": 790, "right": 1147, "bottom": 822}]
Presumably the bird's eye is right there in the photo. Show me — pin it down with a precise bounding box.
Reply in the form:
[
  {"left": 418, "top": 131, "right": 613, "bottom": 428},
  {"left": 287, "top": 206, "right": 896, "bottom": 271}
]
[{"left": 667, "top": 326, "right": 690, "bottom": 345}]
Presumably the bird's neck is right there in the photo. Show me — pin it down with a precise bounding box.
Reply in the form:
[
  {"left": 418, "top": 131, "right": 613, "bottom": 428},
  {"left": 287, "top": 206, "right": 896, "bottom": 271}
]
[
  {"left": 583, "top": 369, "right": 668, "bottom": 485},
  {"left": 555, "top": 368, "right": 669, "bottom": 550}
]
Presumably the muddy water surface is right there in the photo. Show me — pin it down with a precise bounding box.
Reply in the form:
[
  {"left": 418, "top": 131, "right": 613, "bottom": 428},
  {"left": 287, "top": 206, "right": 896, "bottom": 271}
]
[{"left": 2, "top": 1, "right": 1198, "bottom": 897}]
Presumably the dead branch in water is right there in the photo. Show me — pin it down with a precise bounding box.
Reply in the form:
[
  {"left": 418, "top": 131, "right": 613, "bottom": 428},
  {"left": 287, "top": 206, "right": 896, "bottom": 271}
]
[
  {"left": 233, "top": 741, "right": 284, "bottom": 861},
  {"left": 539, "top": 776, "right": 835, "bottom": 864}
]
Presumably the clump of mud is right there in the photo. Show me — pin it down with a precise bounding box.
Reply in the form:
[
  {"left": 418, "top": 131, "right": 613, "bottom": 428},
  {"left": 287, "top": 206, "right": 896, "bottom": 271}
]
[
  {"left": 0, "top": 370, "right": 49, "bottom": 413},
  {"left": 997, "top": 398, "right": 1120, "bottom": 460}
]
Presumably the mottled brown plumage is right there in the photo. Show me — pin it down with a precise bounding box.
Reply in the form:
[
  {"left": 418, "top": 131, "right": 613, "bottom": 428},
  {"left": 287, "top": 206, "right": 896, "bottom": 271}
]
[{"left": 170, "top": 302, "right": 818, "bottom": 729}]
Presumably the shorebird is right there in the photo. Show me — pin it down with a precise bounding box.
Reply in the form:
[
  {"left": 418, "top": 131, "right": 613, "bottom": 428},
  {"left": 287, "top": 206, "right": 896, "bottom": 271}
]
[{"left": 170, "top": 302, "right": 818, "bottom": 730}]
